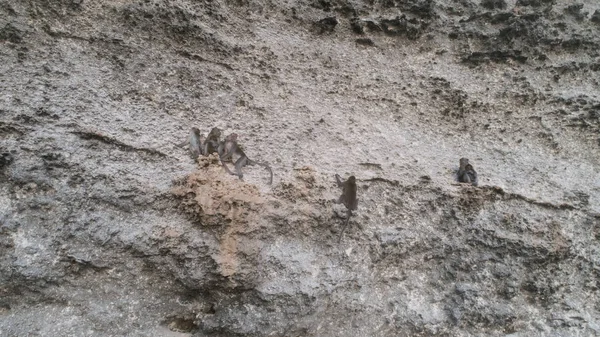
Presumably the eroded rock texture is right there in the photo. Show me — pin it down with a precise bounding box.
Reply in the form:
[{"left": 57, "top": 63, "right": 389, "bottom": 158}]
[{"left": 1, "top": 0, "right": 600, "bottom": 336}]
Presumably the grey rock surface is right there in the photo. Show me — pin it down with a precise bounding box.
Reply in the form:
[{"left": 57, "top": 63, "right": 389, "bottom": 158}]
[{"left": 1, "top": 0, "right": 600, "bottom": 336}]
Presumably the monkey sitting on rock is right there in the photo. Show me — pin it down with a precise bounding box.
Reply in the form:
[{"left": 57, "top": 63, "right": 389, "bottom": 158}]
[
  {"left": 203, "top": 127, "right": 222, "bottom": 156},
  {"left": 457, "top": 158, "right": 478, "bottom": 186},
  {"left": 188, "top": 127, "right": 205, "bottom": 159},
  {"left": 182, "top": 127, "right": 222, "bottom": 159},
  {"left": 218, "top": 133, "right": 273, "bottom": 185}
]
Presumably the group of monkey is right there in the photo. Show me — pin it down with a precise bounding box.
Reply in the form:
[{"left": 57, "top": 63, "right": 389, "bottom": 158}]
[
  {"left": 182, "top": 127, "right": 479, "bottom": 241},
  {"left": 186, "top": 126, "right": 273, "bottom": 185}
]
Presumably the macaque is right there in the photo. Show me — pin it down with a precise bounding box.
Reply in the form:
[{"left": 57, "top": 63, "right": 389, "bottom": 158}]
[
  {"left": 189, "top": 127, "right": 205, "bottom": 159},
  {"left": 218, "top": 133, "right": 273, "bottom": 185},
  {"left": 203, "top": 127, "right": 222, "bottom": 155},
  {"left": 458, "top": 158, "right": 478, "bottom": 186}
]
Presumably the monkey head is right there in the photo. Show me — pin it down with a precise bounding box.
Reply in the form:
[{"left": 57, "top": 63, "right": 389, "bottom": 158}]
[
  {"left": 209, "top": 127, "right": 222, "bottom": 137},
  {"left": 227, "top": 133, "right": 239, "bottom": 142}
]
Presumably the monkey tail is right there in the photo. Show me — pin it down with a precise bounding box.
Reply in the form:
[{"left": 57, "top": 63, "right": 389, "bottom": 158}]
[
  {"left": 254, "top": 161, "right": 273, "bottom": 184},
  {"left": 338, "top": 209, "right": 352, "bottom": 243},
  {"left": 264, "top": 165, "right": 273, "bottom": 185},
  {"left": 219, "top": 156, "right": 237, "bottom": 176}
]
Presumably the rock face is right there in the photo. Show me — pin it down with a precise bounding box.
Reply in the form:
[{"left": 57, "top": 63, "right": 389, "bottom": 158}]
[{"left": 1, "top": 0, "right": 600, "bottom": 336}]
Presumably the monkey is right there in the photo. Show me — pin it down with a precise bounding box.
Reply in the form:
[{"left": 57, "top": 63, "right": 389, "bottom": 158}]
[
  {"left": 457, "top": 158, "right": 478, "bottom": 186},
  {"left": 218, "top": 133, "right": 273, "bottom": 185},
  {"left": 334, "top": 174, "right": 358, "bottom": 242},
  {"left": 174, "top": 128, "right": 204, "bottom": 157},
  {"left": 203, "top": 127, "right": 222, "bottom": 155},
  {"left": 189, "top": 127, "right": 205, "bottom": 159}
]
